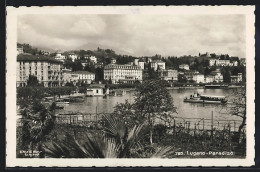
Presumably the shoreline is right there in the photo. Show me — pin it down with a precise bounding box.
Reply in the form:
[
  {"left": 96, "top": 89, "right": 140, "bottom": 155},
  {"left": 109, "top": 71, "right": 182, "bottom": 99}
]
[{"left": 111, "top": 85, "right": 246, "bottom": 91}]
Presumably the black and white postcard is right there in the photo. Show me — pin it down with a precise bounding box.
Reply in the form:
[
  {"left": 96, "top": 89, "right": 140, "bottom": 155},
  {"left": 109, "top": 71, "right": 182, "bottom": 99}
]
[{"left": 6, "top": 6, "right": 255, "bottom": 167}]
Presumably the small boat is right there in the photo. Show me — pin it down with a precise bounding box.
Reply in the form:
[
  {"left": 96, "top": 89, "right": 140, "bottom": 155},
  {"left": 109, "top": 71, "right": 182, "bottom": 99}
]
[
  {"left": 204, "top": 84, "right": 229, "bottom": 89},
  {"left": 55, "top": 98, "right": 70, "bottom": 104},
  {"left": 184, "top": 93, "right": 227, "bottom": 104},
  {"left": 69, "top": 95, "right": 84, "bottom": 102}
]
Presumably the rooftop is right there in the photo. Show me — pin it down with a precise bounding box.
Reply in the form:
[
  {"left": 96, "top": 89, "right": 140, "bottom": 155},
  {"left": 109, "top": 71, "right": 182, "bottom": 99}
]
[
  {"left": 88, "top": 84, "right": 105, "bottom": 88},
  {"left": 17, "top": 54, "right": 62, "bottom": 63},
  {"left": 104, "top": 64, "right": 142, "bottom": 70},
  {"left": 71, "top": 71, "right": 95, "bottom": 75}
]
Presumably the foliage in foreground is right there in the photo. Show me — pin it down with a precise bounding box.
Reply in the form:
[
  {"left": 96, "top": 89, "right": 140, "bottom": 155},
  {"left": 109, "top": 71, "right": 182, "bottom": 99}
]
[
  {"left": 113, "top": 79, "right": 177, "bottom": 144},
  {"left": 18, "top": 101, "right": 56, "bottom": 157},
  {"left": 43, "top": 114, "right": 178, "bottom": 158}
]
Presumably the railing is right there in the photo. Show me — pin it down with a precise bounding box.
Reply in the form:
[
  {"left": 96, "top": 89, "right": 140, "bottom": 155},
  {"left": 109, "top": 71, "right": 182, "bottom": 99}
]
[{"left": 52, "top": 112, "right": 244, "bottom": 133}]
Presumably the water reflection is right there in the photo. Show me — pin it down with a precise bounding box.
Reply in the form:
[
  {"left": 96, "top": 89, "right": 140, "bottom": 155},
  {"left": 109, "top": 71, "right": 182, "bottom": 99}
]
[{"left": 62, "top": 88, "right": 244, "bottom": 121}]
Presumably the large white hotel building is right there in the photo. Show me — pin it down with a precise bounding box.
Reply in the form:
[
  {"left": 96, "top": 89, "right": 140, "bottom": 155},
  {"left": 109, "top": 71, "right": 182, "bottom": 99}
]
[
  {"left": 104, "top": 61, "right": 142, "bottom": 84},
  {"left": 17, "top": 54, "right": 63, "bottom": 87}
]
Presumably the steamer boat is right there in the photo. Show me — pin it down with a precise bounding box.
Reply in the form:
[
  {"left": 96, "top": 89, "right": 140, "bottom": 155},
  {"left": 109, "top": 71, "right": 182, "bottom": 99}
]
[{"left": 184, "top": 93, "right": 227, "bottom": 104}]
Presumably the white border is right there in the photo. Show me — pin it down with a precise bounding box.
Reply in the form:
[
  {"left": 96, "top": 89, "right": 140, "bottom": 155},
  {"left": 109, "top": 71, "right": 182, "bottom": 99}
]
[{"left": 6, "top": 6, "right": 255, "bottom": 167}]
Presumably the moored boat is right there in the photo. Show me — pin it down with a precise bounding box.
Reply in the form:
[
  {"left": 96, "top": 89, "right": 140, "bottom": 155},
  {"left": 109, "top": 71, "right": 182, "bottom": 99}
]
[
  {"left": 204, "top": 84, "right": 229, "bottom": 89},
  {"left": 184, "top": 93, "right": 227, "bottom": 104},
  {"left": 55, "top": 98, "right": 70, "bottom": 104}
]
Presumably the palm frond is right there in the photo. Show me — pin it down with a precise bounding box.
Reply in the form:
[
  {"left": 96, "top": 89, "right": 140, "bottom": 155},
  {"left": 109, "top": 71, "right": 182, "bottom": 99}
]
[
  {"left": 103, "top": 137, "right": 120, "bottom": 158},
  {"left": 119, "top": 123, "right": 148, "bottom": 158},
  {"left": 44, "top": 132, "right": 121, "bottom": 158},
  {"left": 103, "top": 114, "right": 127, "bottom": 141},
  {"left": 44, "top": 142, "right": 70, "bottom": 158}
]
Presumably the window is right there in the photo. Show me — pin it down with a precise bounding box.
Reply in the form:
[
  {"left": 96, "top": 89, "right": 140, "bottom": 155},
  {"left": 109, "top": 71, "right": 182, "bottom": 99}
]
[{"left": 96, "top": 90, "right": 98, "bottom": 93}]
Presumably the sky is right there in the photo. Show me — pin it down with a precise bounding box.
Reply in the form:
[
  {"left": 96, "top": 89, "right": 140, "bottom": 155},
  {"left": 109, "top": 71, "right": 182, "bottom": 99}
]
[{"left": 17, "top": 14, "right": 246, "bottom": 58}]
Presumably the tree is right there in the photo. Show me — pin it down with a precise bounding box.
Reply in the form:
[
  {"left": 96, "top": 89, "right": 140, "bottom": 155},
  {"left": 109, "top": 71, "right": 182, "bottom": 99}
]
[
  {"left": 221, "top": 89, "right": 246, "bottom": 143},
  {"left": 20, "top": 101, "right": 56, "bottom": 157},
  {"left": 204, "top": 67, "right": 210, "bottom": 76},
  {"left": 134, "top": 79, "right": 176, "bottom": 144},
  {"left": 65, "top": 81, "right": 74, "bottom": 87},
  {"left": 222, "top": 67, "right": 231, "bottom": 83},
  {"left": 72, "top": 60, "right": 83, "bottom": 71},
  {"left": 113, "top": 100, "right": 141, "bottom": 128},
  {"left": 108, "top": 77, "right": 112, "bottom": 84},
  {"left": 178, "top": 74, "right": 187, "bottom": 83},
  {"left": 27, "top": 75, "right": 40, "bottom": 87},
  {"left": 147, "top": 64, "right": 159, "bottom": 80}
]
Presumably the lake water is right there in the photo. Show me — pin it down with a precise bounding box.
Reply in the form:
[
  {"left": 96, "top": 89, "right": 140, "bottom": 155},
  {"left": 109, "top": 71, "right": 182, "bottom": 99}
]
[{"left": 61, "top": 88, "right": 244, "bottom": 122}]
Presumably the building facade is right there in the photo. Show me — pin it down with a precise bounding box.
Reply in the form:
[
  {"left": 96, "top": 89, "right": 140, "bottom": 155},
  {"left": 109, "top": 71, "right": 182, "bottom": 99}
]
[
  {"left": 134, "top": 58, "right": 139, "bottom": 66},
  {"left": 63, "top": 71, "right": 95, "bottom": 85},
  {"left": 85, "top": 56, "right": 97, "bottom": 63},
  {"left": 209, "top": 59, "right": 238, "bottom": 67},
  {"left": 179, "top": 64, "right": 190, "bottom": 70},
  {"left": 17, "top": 46, "right": 24, "bottom": 54},
  {"left": 211, "top": 71, "right": 223, "bottom": 83},
  {"left": 151, "top": 60, "right": 165, "bottom": 71},
  {"left": 104, "top": 64, "right": 142, "bottom": 84},
  {"left": 86, "top": 84, "right": 107, "bottom": 96},
  {"left": 240, "top": 58, "right": 246, "bottom": 66},
  {"left": 17, "top": 54, "right": 63, "bottom": 87},
  {"left": 231, "top": 73, "right": 243, "bottom": 83},
  {"left": 68, "top": 53, "right": 78, "bottom": 62},
  {"left": 138, "top": 60, "right": 145, "bottom": 70},
  {"left": 205, "top": 75, "right": 214, "bottom": 83},
  {"left": 192, "top": 74, "right": 205, "bottom": 83},
  {"left": 55, "top": 51, "right": 66, "bottom": 62},
  {"left": 160, "top": 70, "right": 178, "bottom": 81}
]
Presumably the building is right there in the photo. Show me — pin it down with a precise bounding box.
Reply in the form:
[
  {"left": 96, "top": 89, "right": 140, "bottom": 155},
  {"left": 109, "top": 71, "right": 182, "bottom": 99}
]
[
  {"left": 86, "top": 84, "right": 107, "bottom": 96},
  {"left": 184, "top": 70, "right": 199, "bottom": 81},
  {"left": 138, "top": 60, "right": 145, "bottom": 70},
  {"left": 192, "top": 74, "right": 205, "bottom": 83},
  {"left": 205, "top": 75, "right": 215, "bottom": 83},
  {"left": 17, "top": 54, "right": 63, "bottom": 87},
  {"left": 179, "top": 64, "right": 190, "bottom": 70},
  {"left": 160, "top": 70, "right": 178, "bottom": 81},
  {"left": 147, "top": 58, "right": 152, "bottom": 63},
  {"left": 81, "top": 61, "right": 88, "bottom": 68},
  {"left": 111, "top": 58, "right": 117, "bottom": 64},
  {"left": 240, "top": 58, "right": 246, "bottom": 66},
  {"left": 231, "top": 61, "right": 238, "bottom": 66},
  {"left": 17, "top": 46, "right": 24, "bottom": 54},
  {"left": 151, "top": 60, "right": 165, "bottom": 71},
  {"left": 85, "top": 56, "right": 97, "bottom": 64},
  {"left": 94, "top": 62, "right": 104, "bottom": 68},
  {"left": 134, "top": 58, "right": 139, "bottom": 66},
  {"left": 63, "top": 71, "right": 95, "bottom": 85},
  {"left": 128, "top": 62, "right": 134, "bottom": 65},
  {"left": 68, "top": 53, "right": 78, "bottom": 62},
  {"left": 210, "top": 71, "right": 223, "bottom": 83},
  {"left": 231, "top": 73, "right": 243, "bottom": 83},
  {"left": 40, "top": 50, "right": 50, "bottom": 56},
  {"left": 104, "top": 64, "right": 142, "bottom": 84},
  {"left": 55, "top": 51, "right": 66, "bottom": 62},
  {"left": 209, "top": 59, "right": 231, "bottom": 66}
]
